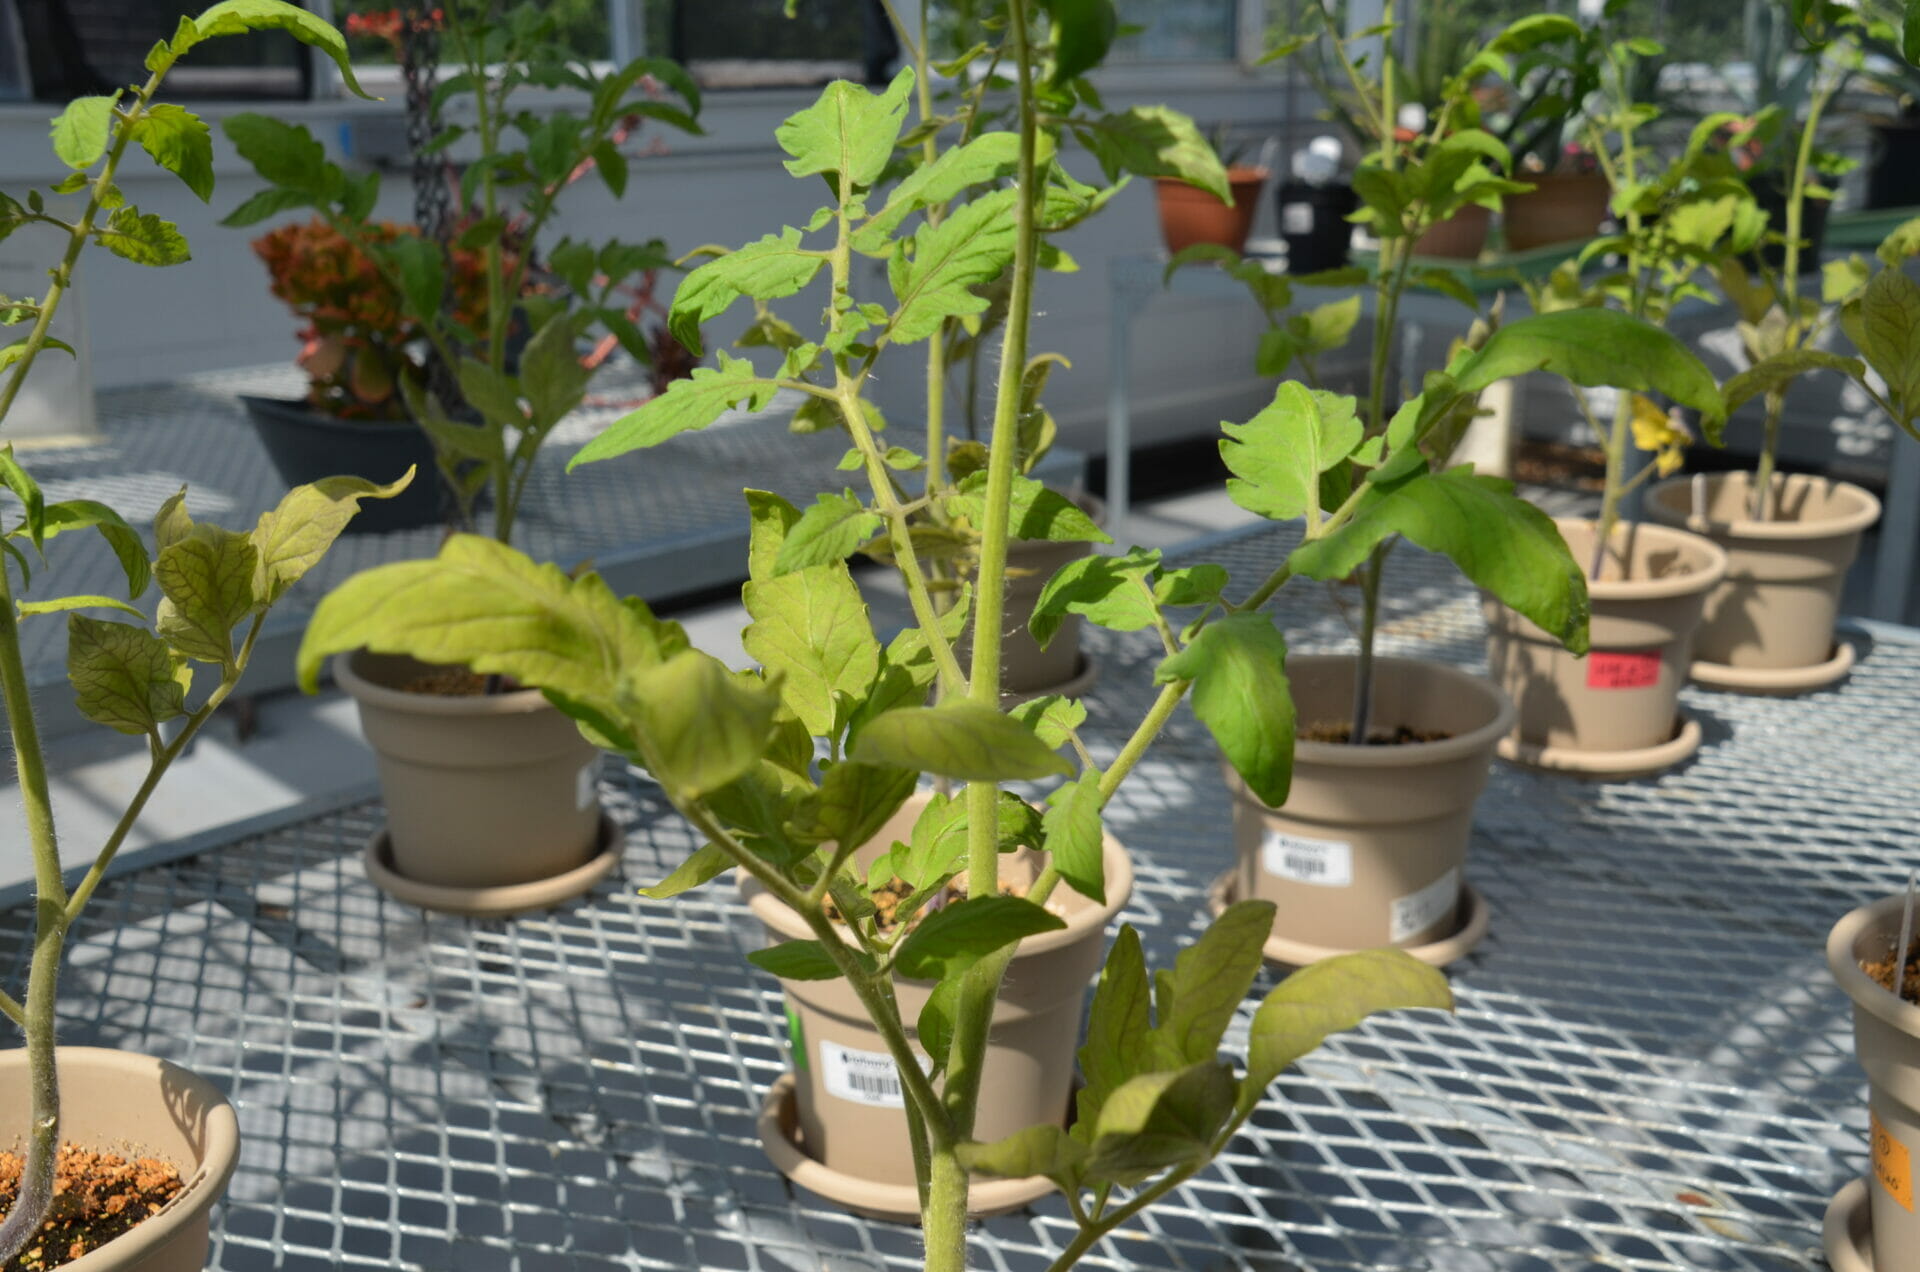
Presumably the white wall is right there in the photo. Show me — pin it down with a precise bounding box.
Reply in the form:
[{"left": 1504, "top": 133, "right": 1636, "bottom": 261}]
[{"left": 0, "top": 64, "right": 1311, "bottom": 459}]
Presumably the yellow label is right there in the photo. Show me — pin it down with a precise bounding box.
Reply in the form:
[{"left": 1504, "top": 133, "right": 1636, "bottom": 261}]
[{"left": 1874, "top": 1110, "right": 1914, "bottom": 1212}]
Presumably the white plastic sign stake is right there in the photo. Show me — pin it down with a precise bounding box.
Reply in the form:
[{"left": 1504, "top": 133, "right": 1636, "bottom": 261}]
[{"left": 1897, "top": 870, "right": 1917, "bottom": 1007}]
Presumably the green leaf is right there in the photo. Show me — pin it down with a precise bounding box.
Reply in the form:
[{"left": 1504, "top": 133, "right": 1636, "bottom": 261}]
[
  {"left": 34, "top": 501, "right": 149, "bottom": 599},
  {"left": 1241, "top": 948, "right": 1452, "bottom": 1112},
  {"left": 1029, "top": 546, "right": 1161, "bottom": 648},
  {"left": 1147, "top": 898, "right": 1274, "bottom": 1067},
  {"left": 849, "top": 700, "right": 1072, "bottom": 782},
  {"left": 776, "top": 67, "right": 916, "bottom": 188},
  {"left": 97, "top": 207, "right": 189, "bottom": 267},
  {"left": 893, "top": 790, "right": 1043, "bottom": 890},
  {"left": 744, "top": 489, "right": 804, "bottom": 583},
  {"left": 129, "top": 104, "right": 214, "bottom": 202},
  {"left": 1076, "top": 925, "right": 1152, "bottom": 1136},
  {"left": 154, "top": 525, "right": 258, "bottom": 666},
  {"left": 1153, "top": 564, "right": 1227, "bottom": 608},
  {"left": 1074, "top": 107, "right": 1231, "bottom": 201},
  {"left": 1861, "top": 267, "right": 1920, "bottom": 426},
  {"left": 670, "top": 228, "right": 825, "bottom": 356},
  {"left": 219, "top": 185, "right": 315, "bottom": 228},
  {"left": 1220, "top": 384, "right": 1364, "bottom": 521},
  {"left": 1086, "top": 1060, "right": 1237, "bottom": 1187},
  {"left": 66, "top": 614, "right": 188, "bottom": 736},
  {"left": 177, "top": 0, "right": 373, "bottom": 99},
  {"left": 249, "top": 472, "right": 412, "bottom": 606},
  {"left": 1008, "top": 693, "right": 1086, "bottom": 748},
  {"left": 893, "top": 895, "right": 1067, "bottom": 980},
  {"left": 219, "top": 114, "right": 337, "bottom": 199},
  {"left": 773, "top": 491, "right": 883, "bottom": 574},
  {"left": 741, "top": 561, "right": 879, "bottom": 737},
  {"left": 17, "top": 594, "right": 141, "bottom": 619},
  {"left": 1040, "top": 0, "right": 1118, "bottom": 82},
  {"left": 1155, "top": 612, "right": 1292, "bottom": 806},
  {"left": 797, "top": 760, "right": 916, "bottom": 853},
  {"left": 889, "top": 189, "right": 1018, "bottom": 344},
  {"left": 946, "top": 473, "right": 1110, "bottom": 544},
  {"left": 383, "top": 234, "right": 446, "bottom": 326},
  {"left": 917, "top": 976, "right": 962, "bottom": 1073},
  {"left": 853, "top": 132, "right": 1021, "bottom": 252},
  {"left": 51, "top": 95, "right": 119, "bottom": 170},
  {"left": 956, "top": 1123, "right": 1088, "bottom": 1184},
  {"left": 624, "top": 649, "right": 780, "bottom": 799},
  {"left": 1288, "top": 466, "right": 1591, "bottom": 655},
  {"left": 1449, "top": 309, "right": 1725, "bottom": 423},
  {"left": 455, "top": 357, "right": 525, "bottom": 431},
  {"left": 1042, "top": 773, "right": 1105, "bottom": 904},
  {"left": 638, "top": 842, "right": 732, "bottom": 899},
  {"left": 0, "top": 445, "right": 45, "bottom": 550},
  {"left": 519, "top": 311, "right": 592, "bottom": 430},
  {"left": 295, "top": 535, "right": 686, "bottom": 711},
  {"left": 749, "top": 940, "right": 846, "bottom": 981},
  {"left": 1723, "top": 348, "right": 1865, "bottom": 414},
  {"left": 569, "top": 355, "right": 777, "bottom": 468}
]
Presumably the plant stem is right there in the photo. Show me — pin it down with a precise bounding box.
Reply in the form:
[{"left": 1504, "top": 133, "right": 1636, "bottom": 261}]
[{"left": 1348, "top": 546, "right": 1385, "bottom": 743}]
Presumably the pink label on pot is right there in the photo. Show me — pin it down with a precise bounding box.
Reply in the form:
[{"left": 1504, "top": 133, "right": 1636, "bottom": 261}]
[{"left": 1586, "top": 649, "right": 1662, "bottom": 690}]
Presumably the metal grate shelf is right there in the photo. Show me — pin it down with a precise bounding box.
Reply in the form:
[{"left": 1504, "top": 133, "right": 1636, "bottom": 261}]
[{"left": 6, "top": 516, "right": 1907, "bottom": 1270}]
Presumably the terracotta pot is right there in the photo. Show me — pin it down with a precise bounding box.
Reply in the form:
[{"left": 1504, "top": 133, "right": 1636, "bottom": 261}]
[
  {"left": 1827, "top": 897, "right": 1920, "bottom": 1272},
  {"left": 1484, "top": 518, "right": 1727, "bottom": 774},
  {"left": 1501, "top": 173, "right": 1611, "bottom": 252},
  {"left": 334, "top": 651, "right": 612, "bottom": 911},
  {"left": 0, "top": 1048, "right": 240, "bottom": 1272},
  {"left": 1154, "top": 166, "right": 1269, "bottom": 256},
  {"left": 1412, "top": 203, "right": 1491, "bottom": 259},
  {"left": 1644, "top": 472, "right": 1880, "bottom": 689},
  {"left": 742, "top": 793, "right": 1133, "bottom": 1214},
  {"left": 1225, "top": 656, "right": 1510, "bottom": 958}
]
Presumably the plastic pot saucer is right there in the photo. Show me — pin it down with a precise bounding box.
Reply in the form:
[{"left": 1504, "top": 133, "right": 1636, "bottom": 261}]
[
  {"left": 363, "top": 812, "right": 621, "bottom": 918},
  {"left": 1494, "top": 712, "right": 1702, "bottom": 780},
  {"left": 1207, "top": 871, "right": 1490, "bottom": 969},
  {"left": 756, "top": 1072, "right": 1054, "bottom": 1223},
  {"left": 1689, "top": 642, "right": 1855, "bottom": 696},
  {"left": 1824, "top": 1177, "right": 1874, "bottom": 1272},
  {"left": 1003, "top": 654, "right": 1098, "bottom": 707}
]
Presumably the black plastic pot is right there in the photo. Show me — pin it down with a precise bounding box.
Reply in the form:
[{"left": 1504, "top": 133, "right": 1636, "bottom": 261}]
[
  {"left": 1868, "top": 117, "right": 1920, "bottom": 210},
  {"left": 240, "top": 395, "right": 445, "bottom": 534},
  {"left": 1748, "top": 172, "right": 1831, "bottom": 274},
  {"left": 1276, "top": 180, "right": 1358, "bottom": 275}
]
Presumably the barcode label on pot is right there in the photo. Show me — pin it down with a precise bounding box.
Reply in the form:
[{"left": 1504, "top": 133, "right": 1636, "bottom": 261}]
[
  {"left": 1261, "top": 831, "right": 1353, "bottom": 887},
  {"left": 819, "top": 1041, "right": 910, "bottom": 1108},
  {"left": 1391, "top": 867, "right": 1459, "bottom": 943}
]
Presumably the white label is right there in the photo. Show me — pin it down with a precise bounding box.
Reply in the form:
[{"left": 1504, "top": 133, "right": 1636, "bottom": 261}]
[
  {"left": 1280, "top": 202, "right": 1314, "bottom": 234},
  {"left": 1391, "top": 867, "right": 1459, "bottom": 943},
  {"left": 576, "top": 764, "right": 597, "bottom": 812},
  {"left": 1262, "top": 830, "right": 1353, "bottom": 887},
  {"left": 819, "top": 1040, "right": 920, "bottom": 1108}
]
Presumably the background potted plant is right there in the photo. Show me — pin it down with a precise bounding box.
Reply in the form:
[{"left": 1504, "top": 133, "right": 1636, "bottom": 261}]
[
  {"left": 1153, "top": 125, "right": 1270, "bottom": 255},
  {"left": 1645, "top": 7, "right": 1885, "bottom": 695},
  {"left": 289, "top": 0, "right": 1467, "bottom": 1259},
  {"left": 1275, "top": 135, "right": 1359, "bottom": 274},
  {"left": 240, "top": 215, "right": 496, "bottom": 532},
  {"left": 1185, "top": 1, "right": 1711, "bottom": 964},
  {"left": 1485, "top": 9, "right": 1611, "bottom": 252},
  {"left": 1483, "top": 33, "right": 1753, "bottom": 777},
  {"left": 0, "top": 6, "right": 390, "bottom": 1268},
  {"left": 221, "top": 0, "right": 702, "bottom": 916}
]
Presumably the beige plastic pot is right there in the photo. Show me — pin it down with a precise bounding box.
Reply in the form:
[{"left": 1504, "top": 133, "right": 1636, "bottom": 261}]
[
  {"left": 334, "top": 651, "right": 615, "bottom": 914},
  {"left": 1222, "top": 656, "right": 1509, "bottom": 964},
  {"left": 1827, "top": 897, "right": 1920, "bottom": 1272},
  {"left": 0, "top": 1048, "right": 240, "bottom": 1272},
  {"left": 954, "top": 495, "right": 1104, "bottom": 702},
  {"left": 1644, "top": 472, "right": 1880, "bottom": 692},
  {"left": 742, "top": 793, "right": 1133, "bottom": 1220},
  {"left": 1484, "top": 519, "right": 1726, "bottom": 777}
]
